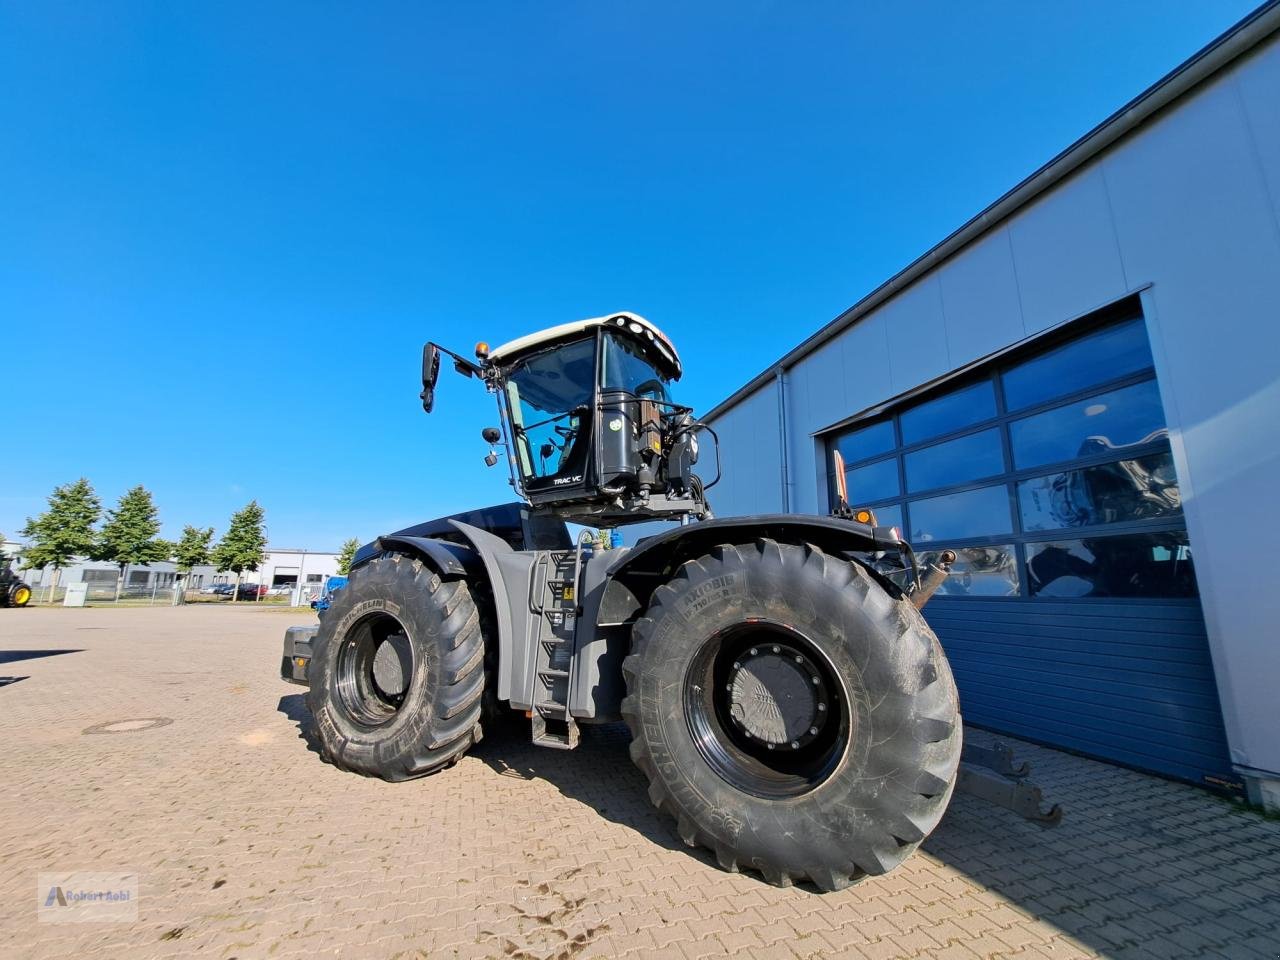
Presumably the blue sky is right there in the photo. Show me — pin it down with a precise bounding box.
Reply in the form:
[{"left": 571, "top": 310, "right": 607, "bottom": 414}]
[{"left": 0, "top": 1, "right": 1258, "bottom": 550}]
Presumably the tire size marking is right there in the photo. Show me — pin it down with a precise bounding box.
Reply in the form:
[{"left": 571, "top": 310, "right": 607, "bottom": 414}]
[{"left": 675, "top": 574, "right": 740, "bottom": 620}]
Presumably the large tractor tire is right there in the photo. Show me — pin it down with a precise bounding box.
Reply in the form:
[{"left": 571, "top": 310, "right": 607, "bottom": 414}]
[
  {"left": 307, "top": 554, "right": 486, "bottom": 781},
  {"left": 621, "top": 539, "right": 961, "bottom": 891}
]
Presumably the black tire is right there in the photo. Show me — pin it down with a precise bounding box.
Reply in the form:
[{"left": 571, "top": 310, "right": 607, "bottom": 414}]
[
  {"left": 307, "top": 554, "right": 486, "bottom": 781},
  {"left": 6, "top": 581, "right": 32, "bottom": 607},
  {"left": 621, "top": 539, "right": 961, "bottom": 891}
]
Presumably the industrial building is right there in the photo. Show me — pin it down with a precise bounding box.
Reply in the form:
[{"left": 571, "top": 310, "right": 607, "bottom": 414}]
[
  {"left": 10, "top": 546, "right": 340, "bottom": 604},
  {"left": 700, "top": 4, "right": 1280, "bottom": 806}
]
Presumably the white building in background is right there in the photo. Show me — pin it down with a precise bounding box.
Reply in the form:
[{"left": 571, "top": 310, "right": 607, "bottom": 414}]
[{"left": 10, "top": 545, "right": 341, "bottom": 601}]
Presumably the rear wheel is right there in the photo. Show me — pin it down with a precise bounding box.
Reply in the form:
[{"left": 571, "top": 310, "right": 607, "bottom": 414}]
[
  {"left": 621, "top": 539, "right": 961, "bottom": 890},
  {"left": 307, "top": 554, "right": 486, "bottom": 780},
  {"left": 7, "top": 582, "right": 31, "bottom": 607}
]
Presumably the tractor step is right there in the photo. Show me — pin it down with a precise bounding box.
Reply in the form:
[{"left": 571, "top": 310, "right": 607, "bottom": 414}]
[
  {"left": 527, "top": 547, "right": 583, "bottom": 750},
  {"left": 531, "top": 713, "right": 579, "bottom": 750}
]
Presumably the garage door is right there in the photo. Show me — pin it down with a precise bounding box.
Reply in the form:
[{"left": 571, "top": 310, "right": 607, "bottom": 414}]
[{"left": 823, "top": 298, "right": 1236, "bottom": 788}]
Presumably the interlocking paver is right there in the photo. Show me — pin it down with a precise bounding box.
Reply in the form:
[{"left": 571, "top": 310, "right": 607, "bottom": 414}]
[{"left": 2, "top": 606, "right": 1280, "bottom": 959}]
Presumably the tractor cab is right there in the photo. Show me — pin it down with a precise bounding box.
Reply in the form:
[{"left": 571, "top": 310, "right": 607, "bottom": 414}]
[{"left": 422, "top": 313, "right": 716, "bottom": 527}]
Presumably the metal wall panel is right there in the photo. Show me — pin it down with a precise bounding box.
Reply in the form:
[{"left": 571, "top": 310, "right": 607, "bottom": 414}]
[
  {"left": 926, "top": 598, "right": 1236, "bottom": 786},
  {"left": 883, "top": 276, "right": 951, "bottom": 395},
  {"left": 937, "top": 227, "right": 1026, "bottom": 367},
  {"left": 1007, "top": 166, "right": 1130, "bottom": 335},
  {"left": 704, "top": 380, "right": 781, "bottom": 518}
]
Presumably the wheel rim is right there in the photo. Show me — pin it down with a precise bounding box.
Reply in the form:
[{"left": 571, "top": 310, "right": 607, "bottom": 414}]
[
  {"left": 335, "top": 612, "right": 414, "bottom": 727},
  {"left": 684, "top": 620, "right": 851, "bottom": 799},
  {"left": 13, "top": 586, "right": 30, "bottom": 606}
]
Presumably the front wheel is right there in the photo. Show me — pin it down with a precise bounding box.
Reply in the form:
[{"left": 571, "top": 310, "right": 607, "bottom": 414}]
[
  {"left": 307, "top": 554, "right": 486, "bottom": 781},
  {"left": 621, "top": 539, "right": 961, "bottom": 890}
]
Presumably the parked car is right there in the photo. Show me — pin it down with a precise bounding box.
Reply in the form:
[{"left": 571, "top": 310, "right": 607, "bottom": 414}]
[
  {"left": 267, "top": 584, "right": 295, "bottom": 596},
  {"left": 233, "top": 583, "right": 265, "bottom": 601}
]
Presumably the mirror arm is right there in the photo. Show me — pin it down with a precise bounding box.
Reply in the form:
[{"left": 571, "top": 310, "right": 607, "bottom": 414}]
[{"left": 432, "top": 344, "right": 483, "bottom": 378}]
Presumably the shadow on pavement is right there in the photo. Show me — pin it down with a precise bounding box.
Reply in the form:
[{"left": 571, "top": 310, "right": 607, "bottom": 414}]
[
  {"left": 922, "top": 729, "right": 1280, "bottom": 957},
  {"left": 276, "top": 693, "right": 325, "bottom": 758},
  {"left": 0, "top": 649, "right": 83, "bottom": 664},
  {"left": 273, "top": 692, "right": 1280, "bottom": 953},
  {"left": 473, "top": 721, "right": 712, "bottom": 866}
]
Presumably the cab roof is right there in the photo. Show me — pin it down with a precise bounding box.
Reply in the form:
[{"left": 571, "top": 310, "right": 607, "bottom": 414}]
[{"left": 488, "top": 311, "right": 682, "bottom": 380}]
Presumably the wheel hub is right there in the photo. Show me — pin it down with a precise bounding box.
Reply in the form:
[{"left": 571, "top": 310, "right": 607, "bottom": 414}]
[
  {"left": 371, "top": 634, "right": 411, "bottom": 697},
  {"left": 726, "top": 643, "right": 829, "bottom": 750}
]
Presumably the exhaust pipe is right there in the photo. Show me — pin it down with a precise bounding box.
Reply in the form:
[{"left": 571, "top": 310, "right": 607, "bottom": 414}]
[{"left": 911, "top": 550, "right": 956, "bottom": 609}]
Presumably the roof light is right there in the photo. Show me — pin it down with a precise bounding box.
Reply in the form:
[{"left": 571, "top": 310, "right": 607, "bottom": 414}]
[
  {"left": 629, "top": 321, "right": 642, "bottom": 333},
  {"left": 475, "top": 341, "right": 489, "bottom": 358}
]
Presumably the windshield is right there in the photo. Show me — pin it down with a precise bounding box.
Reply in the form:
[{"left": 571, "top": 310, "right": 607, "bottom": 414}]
[
  {"left": 600, "top": 332, "right": 672, "bottom": 404},
  {"left": 505, "top": 337, "right": 596, "bottom": 480}
]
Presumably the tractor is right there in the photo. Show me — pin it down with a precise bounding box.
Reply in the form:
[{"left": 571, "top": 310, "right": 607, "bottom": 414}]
[
  {"left": 0, "top": 555, "right": 32, "bottom": 608},
  {"left": 281, "top": 312, "right": 1057, "bottom": 890}
]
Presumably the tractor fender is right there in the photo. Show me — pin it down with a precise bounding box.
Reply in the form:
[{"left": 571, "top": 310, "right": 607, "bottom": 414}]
[
  {"left": 570, "top": 514, "right": 894, "bottom": 721},
  {"left": 372, "top": 534, "right": 474, "bottom": 579},
  {"left": 597, "top": 513, "right": 890, "bottom": 626}
]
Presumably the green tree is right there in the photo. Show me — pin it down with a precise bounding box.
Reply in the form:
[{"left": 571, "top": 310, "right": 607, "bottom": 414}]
[
  {"left": 173, "top": 525, "right": 214, "bottom": 604},
  {"left": 336, "top": 537, "right": 360, "bottom": 576},
  {"left": 93, "top": 485, "right": 168, "bottom": 601},
  {"left": 211, "top": 501, "right": 267, "bottom": 602},
  {"left": 20, "top": 478, "right": 101, "bottom": 599}
]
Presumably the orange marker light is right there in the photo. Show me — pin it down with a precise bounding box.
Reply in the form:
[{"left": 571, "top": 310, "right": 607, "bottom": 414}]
[{"left": 475, "top": 341, "right": 490, "bottom": 358}]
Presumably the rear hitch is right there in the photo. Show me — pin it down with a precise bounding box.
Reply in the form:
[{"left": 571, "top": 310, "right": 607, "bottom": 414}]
[
  {"left": 957, "top": 740, "right": 1064, "bottom": 827},
  {"left": 910, "top": 549, "right": 956, "bottom": 609}
]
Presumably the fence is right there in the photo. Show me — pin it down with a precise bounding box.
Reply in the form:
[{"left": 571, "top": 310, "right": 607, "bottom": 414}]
[{"left": 27, "top": 583, "right": 307, "bottom": 607}]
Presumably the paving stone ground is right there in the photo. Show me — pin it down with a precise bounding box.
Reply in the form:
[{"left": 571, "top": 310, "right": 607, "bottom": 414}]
[{"left": 2, "top": 606, "right": 1279, "bottom": 960}]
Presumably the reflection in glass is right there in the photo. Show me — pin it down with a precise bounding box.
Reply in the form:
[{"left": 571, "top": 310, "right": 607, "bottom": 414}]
[
  {"left": 906, "top": 429, "right": 1004, "bottom": 493},
  {"left": 920, "top": 545, "right": 1019, "bottom": 597},
  {"left": 506, "top": 337, "right": 597, "bottom": 480},
  {"left": 1010, "top": 379, "right": 1167, "bottom": 469},
  {"left": 1002, "top": 317, "right": 1153, "bottom": 411},
  {"left": 900, "top": 380, "right": 996, "bottom": 445},
  {"left": 834, "top": 420, "right": 895, "bottom": 465},
  {"left": 1026, "top": 533, "right": 1196, "bottom": 598},
  {"left": 846, "top": 458, "right": 899, "bottom": 503},
  {"left": 908, "top": 485, "right": 1011, "bottom": 542},
  {"left": 1019, "top": 451, "right": 1180, "bottom": 531}
]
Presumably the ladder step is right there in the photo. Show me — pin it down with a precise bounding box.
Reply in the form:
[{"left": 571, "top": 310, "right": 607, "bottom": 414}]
[
  {"left": 538, "top": 668, "right": 569, "bottom": 679},
  {"left": 535, "top": 701, "right": 567, "bottom": 715},
  {"left": 531, "top": 713, "right": 579, "bottom": 750}
]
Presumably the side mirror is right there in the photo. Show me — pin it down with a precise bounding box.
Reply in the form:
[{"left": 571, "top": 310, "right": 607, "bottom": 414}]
[{"left": 420, "top": 343, "right": 441, "bottom": 413}]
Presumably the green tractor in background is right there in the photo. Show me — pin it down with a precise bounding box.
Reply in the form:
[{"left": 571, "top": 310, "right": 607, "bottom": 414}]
[{"left": 0, "top": 554, "right": 32, "bottom": 608}]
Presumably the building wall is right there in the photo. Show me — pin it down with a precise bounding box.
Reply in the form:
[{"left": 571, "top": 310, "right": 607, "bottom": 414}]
[{"left": 706, "top": 35, "right": 1280, "bottom": 779}]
